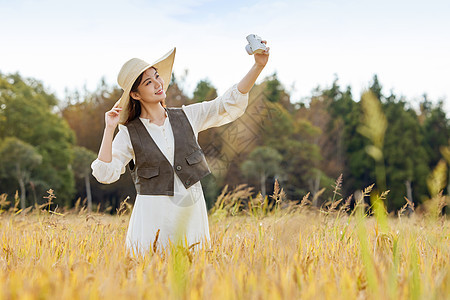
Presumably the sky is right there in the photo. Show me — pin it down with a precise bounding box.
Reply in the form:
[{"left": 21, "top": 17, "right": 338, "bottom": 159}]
[{"left": 1, "top": 0, "right": 449, "bottom": 110}]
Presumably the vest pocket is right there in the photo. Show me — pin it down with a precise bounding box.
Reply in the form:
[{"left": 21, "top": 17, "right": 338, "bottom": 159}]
[
  {"left": 186, "top": 149, "right": 203, "bottom": 165},
  {"left": 137, "top": 166, "right": 160, "bottom": 179}
]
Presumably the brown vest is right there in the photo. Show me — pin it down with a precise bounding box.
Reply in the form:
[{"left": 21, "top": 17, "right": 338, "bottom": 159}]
[{"left": 126, "top": 107, "right": 211, "bottom": 196}]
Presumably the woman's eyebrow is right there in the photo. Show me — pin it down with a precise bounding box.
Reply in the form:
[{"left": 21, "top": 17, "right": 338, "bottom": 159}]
[
  {"left": 141, "top": 69, "right": 158, "bottom": 85},
  {"left": 142, "top": 77, "right": 151, "bottom": 85}
]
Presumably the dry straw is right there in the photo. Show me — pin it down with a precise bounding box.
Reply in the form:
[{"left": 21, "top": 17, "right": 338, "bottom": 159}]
[{"left": 0, "top": 180, "right": 449, "bottom": 299}]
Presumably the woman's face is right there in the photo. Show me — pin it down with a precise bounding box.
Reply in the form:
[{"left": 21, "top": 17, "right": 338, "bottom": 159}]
[{"left": 131, "top": 67, "right": 165, "bottom": 103}]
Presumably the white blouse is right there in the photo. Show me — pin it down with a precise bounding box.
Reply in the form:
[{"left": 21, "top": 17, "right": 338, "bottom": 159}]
[{"left": 91, "top": 84, "right": 248, "bottom": 254}]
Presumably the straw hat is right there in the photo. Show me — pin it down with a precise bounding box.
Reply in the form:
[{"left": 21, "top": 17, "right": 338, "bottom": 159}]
[{"left": 116, "top": 47, "right": 176, "bottom": 124}]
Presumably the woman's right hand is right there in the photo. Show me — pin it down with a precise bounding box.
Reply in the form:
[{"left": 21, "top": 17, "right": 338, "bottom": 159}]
[{"left": 105, "top": 102, "right": 122, "bottom": 129}]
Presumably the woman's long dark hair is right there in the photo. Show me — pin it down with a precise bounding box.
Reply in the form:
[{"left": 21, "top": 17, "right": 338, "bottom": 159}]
[{"left": 124, "top": 67, "right": 166, "bottom": 125}]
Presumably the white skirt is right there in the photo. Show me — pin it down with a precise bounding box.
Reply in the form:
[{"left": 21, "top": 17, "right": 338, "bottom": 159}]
[{"left": 125, "top": 177, "right": 211, "bottom": 255}]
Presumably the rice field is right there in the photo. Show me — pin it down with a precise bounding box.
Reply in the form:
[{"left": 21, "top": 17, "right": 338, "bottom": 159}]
[{"left": 0, "top": 186, "right": 449, "bottom": 300}]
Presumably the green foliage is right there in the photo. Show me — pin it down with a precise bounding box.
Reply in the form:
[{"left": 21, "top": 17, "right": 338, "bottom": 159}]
[
  {"left": 192, "top": 79, "right": 217, "bottom": 102},
  {"left": 263, "top": 72, "right": 294, "bottom": 112},
  {"left": 242, "top": 146, "right": 283, "bottom": 177},
  {"left": 0, "top": 73, "right": 76, "bottom": 206},
  {"left": 72, "top": 146, "right": 97, "bottom": 178},
  {"left": 322, "top": 84, "right": 376, "bottom": 199},
  {"left": 383, "top": 98, "right": 429, "bottom": 210},
  {"left": 0, "top": 137, "right": 42, "bottom": 209},
  {"left": 259, "top": 101, "right": 322, "bottom": 198},
  {"left": 0, "top": 137, "right": 42, "bottom": 176},
  {"left": 241, "top": 146, "right": 283, "bottom": 195},
  {"left": 421, "top": 100, "right": 450, "bottom": 168},
  {"left": 200, "top": 175, "right": 222, "bottom": 210},
  {"left": 1, "top": 69, "right": 448, "bottom": 213},
  {"left": 358, "top": 90, "right": 387, "bottom": 192},
  {"left": 264, "top": 72, "right": 282, "bottom": 103},
  {"left": 345, "top": 84, "right": 381, "bottom": 187}
]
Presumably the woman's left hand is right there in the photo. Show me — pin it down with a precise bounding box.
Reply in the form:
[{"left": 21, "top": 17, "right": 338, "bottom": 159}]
[{"left": 254, "top": 40, "right": 270, "bottom": 67}]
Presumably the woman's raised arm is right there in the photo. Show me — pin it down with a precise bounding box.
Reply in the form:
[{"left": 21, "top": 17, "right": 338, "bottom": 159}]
[
  {"left": 182, "top": 41, "right": 270, "bottom": 133},
  {"left": 237, "top": 41, "right": 270, "bottom": 94},
  {"left": 97, "top": 103, "right": 122, "bottom": 163}
]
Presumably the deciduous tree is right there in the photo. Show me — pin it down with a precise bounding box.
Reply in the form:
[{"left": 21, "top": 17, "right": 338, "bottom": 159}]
[{"left": 0, "top": 137, "right": 42, "bottom": 209}]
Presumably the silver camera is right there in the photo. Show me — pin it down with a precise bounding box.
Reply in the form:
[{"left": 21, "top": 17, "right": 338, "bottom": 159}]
[{"left": 245, "top": 34, "right": 267, "bottom": 55}]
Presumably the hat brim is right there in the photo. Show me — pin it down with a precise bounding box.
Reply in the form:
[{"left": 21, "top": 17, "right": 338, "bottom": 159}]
[{"left": 117, "top": 47, "right": 176, "bottom": 124}]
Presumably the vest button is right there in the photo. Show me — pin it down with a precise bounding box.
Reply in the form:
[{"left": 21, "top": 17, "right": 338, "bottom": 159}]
[{"left": 176, "top": 165, "right": 182, "bottom": 171}]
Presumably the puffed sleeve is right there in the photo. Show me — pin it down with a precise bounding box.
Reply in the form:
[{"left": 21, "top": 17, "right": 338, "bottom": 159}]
[
  {"left": 91, "top": 124, "right": 134, "bottom": 184},
  {"left": 181, "top": 83, "right": 248, "bottom": 133}
]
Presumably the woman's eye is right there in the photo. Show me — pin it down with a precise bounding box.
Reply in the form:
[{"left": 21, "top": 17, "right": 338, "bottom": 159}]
[
  {"left": 156, "top": 74, "right": 159, "bottom": 78},
  {"left": 146, "top": 81, "right": 152, "bottom": 85}
]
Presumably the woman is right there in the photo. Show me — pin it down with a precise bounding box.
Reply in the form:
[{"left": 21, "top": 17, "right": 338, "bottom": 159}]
[{"left": 91, "top": 42, "right": 270, "bottom": 255}]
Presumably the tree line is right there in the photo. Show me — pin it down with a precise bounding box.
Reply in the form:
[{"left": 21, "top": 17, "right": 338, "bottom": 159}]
[{"left": 0, "top": 71, "right": 448, "bottom": 212}]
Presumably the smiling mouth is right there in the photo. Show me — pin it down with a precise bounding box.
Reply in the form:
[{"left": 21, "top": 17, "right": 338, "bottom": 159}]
[{"left": 155, "top": 89, "right": 163, "bottom": 95}]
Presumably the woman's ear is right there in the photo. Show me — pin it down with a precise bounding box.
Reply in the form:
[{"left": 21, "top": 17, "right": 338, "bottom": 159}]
[{"left": 130, "top": 91, "right": 141, "bottom": 101}]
